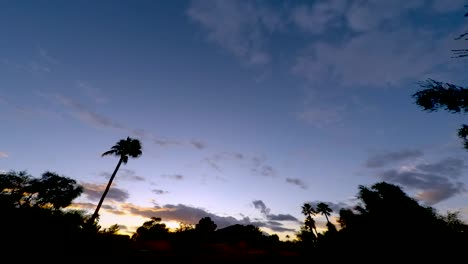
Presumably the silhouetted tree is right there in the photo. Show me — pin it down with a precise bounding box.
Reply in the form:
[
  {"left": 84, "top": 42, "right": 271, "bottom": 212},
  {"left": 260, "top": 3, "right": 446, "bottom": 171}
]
[
  {"left": 316, "top": 202, "right": 332, "bottom": 224},
  {"left": 132, "top": 217, "right": 169, "bottom": 240},
  {"left": 90, "top": 137, "right": 142, "bottom": 224},
  {"left": 412, "top": 8, "right": 468, "bottom": 149},
  {"left": 301, "top": 203, "right": 318, "bottom": 237},
  {"left": 0, "top": 170, "right": 82, "bottom": 209},
  {"left": 195, "top": 216, "right": 217, "bottom": 233},
  {"left": 412, "top": 79, "right": 468, "bottom": 148}
]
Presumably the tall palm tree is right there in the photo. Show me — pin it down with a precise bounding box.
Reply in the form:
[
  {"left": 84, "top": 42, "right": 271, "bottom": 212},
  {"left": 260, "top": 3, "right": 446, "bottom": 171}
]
[
  {"left": 301, "top": 203, "right": 319, "bottom": 237},
  {"left": 316, "top": 202, "right": 333, "bottom": 223},
  {"left": 89, "top": 137, "right": 142, "bottom": 224}
]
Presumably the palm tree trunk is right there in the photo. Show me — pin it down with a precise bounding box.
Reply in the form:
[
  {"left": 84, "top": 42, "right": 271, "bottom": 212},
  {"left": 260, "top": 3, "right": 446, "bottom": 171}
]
[
  {"left": 324, "top": 214, "right": 329, "bottom": 223},
  {"left": 89, "top": 157, "right": 123, "bottom": 224}
]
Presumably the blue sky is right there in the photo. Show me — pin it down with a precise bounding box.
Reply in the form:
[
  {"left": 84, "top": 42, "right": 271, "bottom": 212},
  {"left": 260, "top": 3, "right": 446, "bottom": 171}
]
[{"left": 1, "top": 0, "right": 468, "bottom": 239}]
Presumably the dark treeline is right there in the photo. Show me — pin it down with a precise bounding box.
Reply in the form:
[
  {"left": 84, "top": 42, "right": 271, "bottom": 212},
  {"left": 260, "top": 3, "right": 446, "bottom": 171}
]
[{"left": 1, "top": 170, "right": 467, "bottom": 262}]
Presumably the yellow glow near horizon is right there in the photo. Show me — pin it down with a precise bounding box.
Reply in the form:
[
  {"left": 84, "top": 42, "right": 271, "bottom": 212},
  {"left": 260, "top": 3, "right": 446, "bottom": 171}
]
[{"left": 163, "top": 221, "right": 181, "bottom": 231}]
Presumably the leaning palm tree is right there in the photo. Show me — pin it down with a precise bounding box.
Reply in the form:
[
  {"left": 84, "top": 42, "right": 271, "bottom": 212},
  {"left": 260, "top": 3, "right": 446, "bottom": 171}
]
[
  {"left": 316, "top": 202, "right": 333, "bottom": 223},
  {"left": 89, "top": 137, "right": 142, "bottom": 224}
]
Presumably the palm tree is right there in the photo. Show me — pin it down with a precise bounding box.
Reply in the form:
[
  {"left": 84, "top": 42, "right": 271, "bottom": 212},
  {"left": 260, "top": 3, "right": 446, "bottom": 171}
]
[
  {"left": 301, "top": 203, "right": 319, "bottom": 237},
  {"left": 316, "top": 202, "right": 333, "bottom": 223},
  {"left": 89, "top": 137, "right": 142, "bottom": 224}
]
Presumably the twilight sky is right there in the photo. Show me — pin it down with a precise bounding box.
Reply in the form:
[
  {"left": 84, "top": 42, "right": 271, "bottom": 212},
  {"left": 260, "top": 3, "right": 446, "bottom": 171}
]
[{"left": 1, "top": 0, "right": 468, "bottom": 239}]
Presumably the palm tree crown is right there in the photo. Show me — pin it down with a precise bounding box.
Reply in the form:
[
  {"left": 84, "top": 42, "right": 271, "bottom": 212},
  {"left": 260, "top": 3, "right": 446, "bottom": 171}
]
[
  {"left": 316, "top": 202, "right": 333, "bottom": 223},
  {"left": 102, "top": 136, "right": 142, "bottom": 163}
]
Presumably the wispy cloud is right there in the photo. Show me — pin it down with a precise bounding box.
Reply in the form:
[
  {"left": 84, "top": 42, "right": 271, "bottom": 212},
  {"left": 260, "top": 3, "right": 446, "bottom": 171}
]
[
  {"left": 285, "top": 178, "right": 307, "bottom": 189},
  {"left": 100, "top": 168, "right": 145, "bottom": 182},
  {"left": 152, "top": 189, "right": 169, "bottom": 195},
  {"left": 190, "top": 139, "right": 206, "bottom": 150},
  {"left": 38, "top": 47, "right": 59, "bottom": 65},
  {"left": 0, "top": 152, "right": 8, "bottom": 158},
  {"left": 187, "top": 0, "right": 283, "bottom": 66},
  {"left": 162, "top": 174, "right": 185, "bottom": 180},
  {"left": 365, "top": 149, "right": 424, "bottom": 168},
  {"left": 76, "top": 81, "right": 108, "bottom": 104},
  {"left": 291, "top": 1, "right": 346, "bottom": 34},
  {"left": 251, "top": 156, "right": 276, "bottom": 177},
  {"left": 81, "top": 183, "right": 130, "bottom": 202}
]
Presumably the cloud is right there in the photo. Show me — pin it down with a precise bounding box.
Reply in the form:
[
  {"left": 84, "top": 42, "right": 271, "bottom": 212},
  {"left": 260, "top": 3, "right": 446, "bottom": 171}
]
[
  {"left": 291, "top": 1, "right": 346, "bottom": 34},
  {"left": 431, "top": 0, "right": 466, "bottom": 13},
  {"left": 54, "top": 94, "right": 126, "bottom": 130},
  {"left": 378, "top": 157, "right": 466, "bottom": 204},
  {"left": 154, "top": 138, "right": 183, "bottom": 147},
  {"left": 297, "top": 104, "right": 345, "bottom": 127},
  {"left": 100, "top": 169, "right": 145, "bottom": 182},
  {"left": 123, "top": 203, "right": 250, "bottom": 229},
  {"left": 187, "top": 0, "right": 283, "bottom": 66},
  {"left": 0, "top": 152, "right": 8, "bottom": 158},
  {"left": 38, "top": 47, "right": 59, "bottom": 65},
  {"left": 190, "top": 139, "right": 206, "bottom": 150},
  {"left": 345, "top": 1, "right": 424, "bottom": 32},
  {"left": 253, "top": 200, "right": 270, "bottom": 215},
  {"left": 81, "top": 183, "right": 130, "bottom": 202},
  {"left": 152, "top": 189, "right": 169, "bottom": 195},
  {"left": 162, "top": 174, "right": 184, "bottom": 180},
  {"left": 251, "top": 156, "right": 276, "bottom": 177},
  {"left": 76, "top": 81, "right": 108, "bottom": 104},
  {"left": 285, "top": 178, "right": 308, "bottom": 189},
  {"left": 120, "top": 202, "right": 297, "bottom": 233},
  {"left": 308, "top": 201, "right": 350, "bottom": 213},
  {"left": 365, "top": 149, "right": 424, "bottom": 168},
  {"left": 266, "top": 214, "right": 298, "bottom": 222},
  {"left": 293, "top": 27, "right": 454, "bottom": 88},
  {"left": 291, "top": 0, "right": 461, "bottom": 88},
  {"left": 252, "top": 200, "right": 299, "bottom": 222}
]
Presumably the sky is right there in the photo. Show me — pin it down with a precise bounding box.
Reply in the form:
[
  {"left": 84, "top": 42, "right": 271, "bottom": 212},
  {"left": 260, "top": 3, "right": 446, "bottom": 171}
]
[{"left": 1, "top": 0, "right": 468, "bottom": 240}]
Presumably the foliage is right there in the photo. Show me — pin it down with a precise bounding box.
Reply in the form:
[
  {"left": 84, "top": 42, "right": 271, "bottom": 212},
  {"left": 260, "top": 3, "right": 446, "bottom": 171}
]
[
  {"left": 132, "top": 217, "right": 170, "bottom": 240},
  {"left": 0, "top": 170, "right": 83, "bottom": 209},
  {"left": 413, "top": 10, "right": 468, "bottom": 149}
]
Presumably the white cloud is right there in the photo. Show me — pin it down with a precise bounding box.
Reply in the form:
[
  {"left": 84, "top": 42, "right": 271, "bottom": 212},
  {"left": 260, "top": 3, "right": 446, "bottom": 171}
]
[{"left": 0, "top": 151, "right": 8, "bottom": 158}]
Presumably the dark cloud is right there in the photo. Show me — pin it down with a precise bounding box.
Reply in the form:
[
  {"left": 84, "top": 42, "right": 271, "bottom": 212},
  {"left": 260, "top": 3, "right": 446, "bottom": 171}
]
[
  {"left": 252, "top": 200, "right": 299, "bottom": 222},
  {"left": 308, "top": 201, "right": 350, "bottom": 213},
  {"left": 375, "top": 157, "right": 466, "bottom": 204},
  {"left": 266, "top": 214, "right": 299, "bottom": 222},
  {"left": 82, "top": 183, "right": 129, "bottom": 202},
  {"left": 416, "top": 158, "right": 464, "bottom": 178},
  {"left": 365, "top": 149, "right": 423, "bottom": 168},
  {"left": 100, "top": 168, "right": 145, "bottom": 181},
  {"left": 253, "top": 200, "right": 270, "bottom": 215},
  {"left": 380, "top": 169, "right": 464, "bottom": 205},
  {"left": 152, "top": 189, "right": 169, "bottom": 195},
  {"left": 285, "top": 178, "right": 308, "bottom": 189}
]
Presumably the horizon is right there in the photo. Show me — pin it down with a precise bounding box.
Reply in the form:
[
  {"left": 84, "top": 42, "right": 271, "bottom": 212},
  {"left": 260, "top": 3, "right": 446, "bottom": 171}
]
[{"left": 2, "top": 0, "right": 468, "bottom": 240}]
